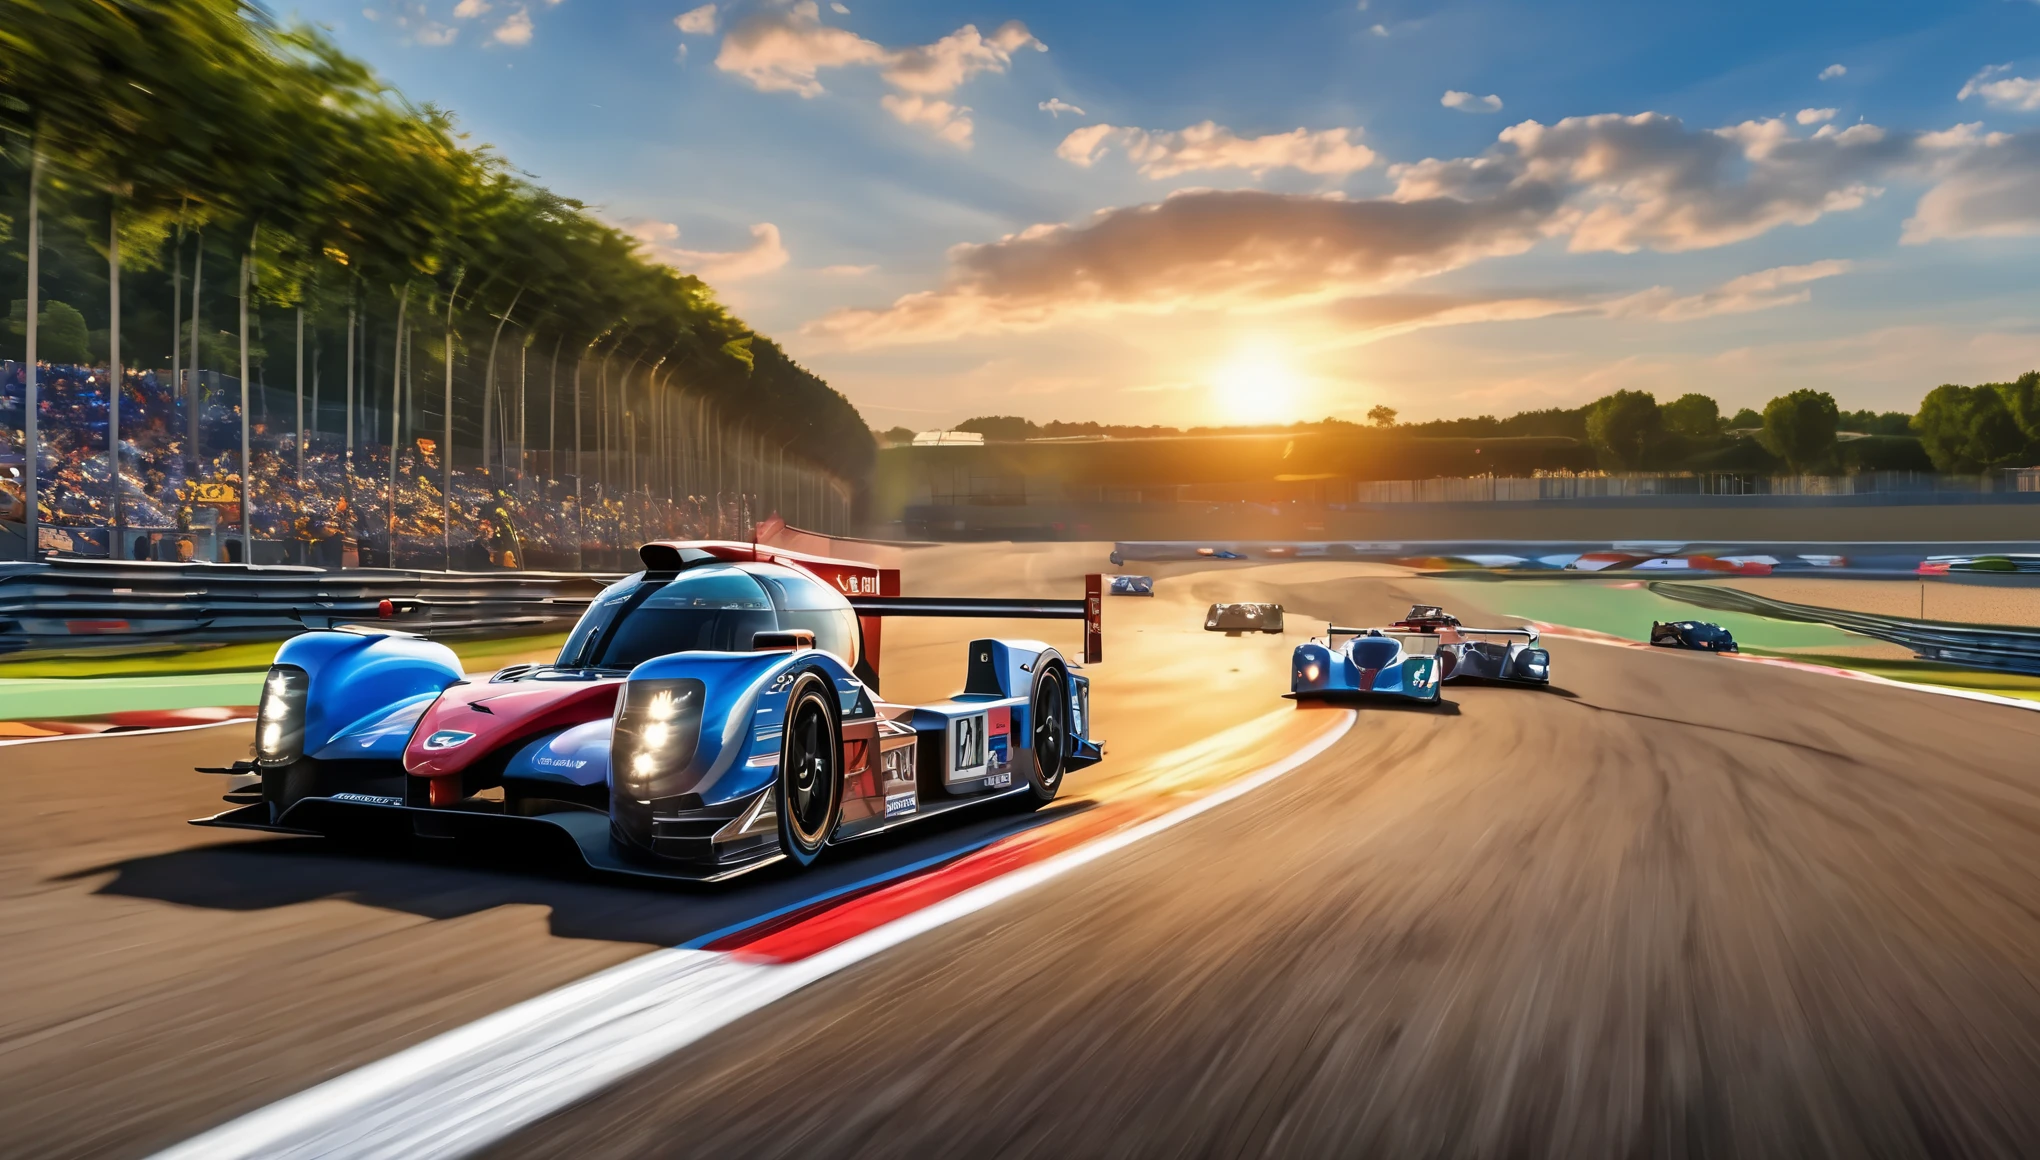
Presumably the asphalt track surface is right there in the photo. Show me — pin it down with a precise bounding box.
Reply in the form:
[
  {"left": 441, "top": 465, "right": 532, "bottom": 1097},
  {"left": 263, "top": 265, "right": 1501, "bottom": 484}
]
[{"left": 6, "top": 547, "right": 2040, "bottom": 1158}]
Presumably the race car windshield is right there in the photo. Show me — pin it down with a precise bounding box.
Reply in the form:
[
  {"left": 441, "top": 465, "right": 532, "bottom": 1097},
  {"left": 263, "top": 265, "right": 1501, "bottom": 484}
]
[
  {"left": 1348, "top": 638, "right": 1401, "bottom": 668},
  {"left": 566, "top": 565, "right": 778, "bottom": 670}
]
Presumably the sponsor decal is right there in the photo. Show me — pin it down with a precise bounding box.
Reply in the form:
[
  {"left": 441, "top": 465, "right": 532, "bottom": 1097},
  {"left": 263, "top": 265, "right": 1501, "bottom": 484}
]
[
  {"left": 330, "top": 792, "right": 404, "bottom": 806},
  {"left": 951, "top": 713, "right": 989, "bottom": 780},
  {"left": 533, "top": 755, "right": 588, "bottom": 770},
  {"left": 884, "top": 790, "right": 917, "bottom": 818},
  {"left": 984, "top": 772, "right": 1012, "bottom": 789},
  {"left": 987, "top": 704, "right": 1011, "bottom": 773},
  {"left": 423, "top": 730, "right": 476, "bottom": 751},
  {"left": 832, "top": 573, "right": 882, "bottom": 596}
]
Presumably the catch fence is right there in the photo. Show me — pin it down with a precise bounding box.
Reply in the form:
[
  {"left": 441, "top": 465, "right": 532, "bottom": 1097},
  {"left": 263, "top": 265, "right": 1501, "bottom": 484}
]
[{"left": 2, "top": 360, "right": 856, "bottom": 566}]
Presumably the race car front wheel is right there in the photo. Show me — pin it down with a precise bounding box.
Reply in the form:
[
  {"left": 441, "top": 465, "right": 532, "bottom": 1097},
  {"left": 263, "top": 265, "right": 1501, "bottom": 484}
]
[
  {"left": 776, "top": 673, "right": 842, "bottom": 867},
  {"left": 1017, "top": 666, "right": 1068, "bottom": 809}
]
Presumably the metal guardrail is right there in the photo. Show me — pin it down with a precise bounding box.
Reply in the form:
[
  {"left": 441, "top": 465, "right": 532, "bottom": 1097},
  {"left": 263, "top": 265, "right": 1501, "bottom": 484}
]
[
  {"left": 0, "top": 559, "right": 619, "bottom": 656},
  {"left": 1649, "top": 581, "right": 2040, "bottom": 676}
]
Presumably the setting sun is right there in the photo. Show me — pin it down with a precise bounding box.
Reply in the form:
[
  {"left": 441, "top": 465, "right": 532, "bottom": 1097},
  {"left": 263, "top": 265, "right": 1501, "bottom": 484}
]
[{"left": 1209, "top": 346, "right": 1304, "bottom": 425}]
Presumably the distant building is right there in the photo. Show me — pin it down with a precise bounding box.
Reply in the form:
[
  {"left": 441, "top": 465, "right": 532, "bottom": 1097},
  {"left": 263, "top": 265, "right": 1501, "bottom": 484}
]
[{"left": 912, "top": 430, "right": 986, "bottom": 447}]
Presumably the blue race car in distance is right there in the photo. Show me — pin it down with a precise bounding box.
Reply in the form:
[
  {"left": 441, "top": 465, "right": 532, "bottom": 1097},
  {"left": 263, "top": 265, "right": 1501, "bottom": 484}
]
[
  {"left": 1651, "top": 620, "right": 1739, "bottom": 652},
  {"left": 196, "top": 541, "right": 1106, "bottom": 882},
  {"left": 1288, "top": 626, "right": 1443, "bottom": 705}
]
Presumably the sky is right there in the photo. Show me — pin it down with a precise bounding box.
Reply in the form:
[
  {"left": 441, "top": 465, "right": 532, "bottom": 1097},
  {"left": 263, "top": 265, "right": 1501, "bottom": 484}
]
[{"left": 287, "top": 0, "right": 2040, "bottom": 430}]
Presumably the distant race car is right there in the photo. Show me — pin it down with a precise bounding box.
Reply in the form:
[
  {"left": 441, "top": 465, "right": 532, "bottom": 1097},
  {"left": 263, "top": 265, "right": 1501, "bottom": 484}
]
[
  {"left": 195, "top": 541, "right": 1106, "bottom": 882},
  {"left": 1108, "top": 574, "right": 1155, "bottom": 597},
  {"left": 1390, "top": 605, "right": 1551, "bottom": 685},
  {"left": 1651, "top": 620, "right": 1739, "bottom": 652},
  {"left": 1206, "top": 602, "right": 1285, "bottom": 634},
  {"left": 1289, "top": 626, "right": 1442, "bottom": 705}
]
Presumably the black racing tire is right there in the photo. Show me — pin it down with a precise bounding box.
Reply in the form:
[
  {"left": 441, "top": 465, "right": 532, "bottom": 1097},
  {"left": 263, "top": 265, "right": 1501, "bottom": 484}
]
[
  {"left": 775, "top": 673, "right": 842, "bottom": 868},
  {"left": 1017, "top": 665, "right": 1069, "bottom": 809}
]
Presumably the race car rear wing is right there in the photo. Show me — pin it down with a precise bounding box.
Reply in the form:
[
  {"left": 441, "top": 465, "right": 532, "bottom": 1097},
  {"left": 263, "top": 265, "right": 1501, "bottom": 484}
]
[
  {"left": 851, "top": 576, "right": 1103, "bottom": 670},
  {"left": 1326, "top": 626, "right": 1444, "bottom": 656},
  {"left": 639, "top": 541, "right": 1102, "bottom": 690},
  {"left": 1455, "top": 626, "right": 1540, "bottom": 642}
]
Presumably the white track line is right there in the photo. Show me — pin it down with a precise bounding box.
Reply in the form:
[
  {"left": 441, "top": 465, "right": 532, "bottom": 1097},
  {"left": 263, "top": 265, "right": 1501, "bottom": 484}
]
[
  {"left": 150, "top": 709, "right": 1357, "bottom": 1160},
  {"left": 1531, "top": 621, "right": 2040, "bottom": 713},
  {"left": 0, "top": 717, "right": 252, "bottom": 748}
]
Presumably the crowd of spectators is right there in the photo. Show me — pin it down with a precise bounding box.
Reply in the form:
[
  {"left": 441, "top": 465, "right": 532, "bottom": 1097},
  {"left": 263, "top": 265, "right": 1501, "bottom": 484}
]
[{"left": 2, "top": 361, "right": 761, "bottom": 567}]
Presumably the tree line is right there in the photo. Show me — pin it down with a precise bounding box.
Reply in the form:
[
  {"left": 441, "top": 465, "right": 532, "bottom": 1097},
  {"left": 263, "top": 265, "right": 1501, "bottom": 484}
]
[
  {"left": 1, "top": 0, "right": 872, "bottom": 556},
  {"left": 925, "top": 372, "right": 2040, "bottom": 476}
]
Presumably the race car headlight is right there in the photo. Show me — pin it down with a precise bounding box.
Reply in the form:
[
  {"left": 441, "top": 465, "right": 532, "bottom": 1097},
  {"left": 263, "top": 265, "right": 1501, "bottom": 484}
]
[
  {"left": 613, "top": 678, "right": 705, "bottom": 797},
  {"left": 255, "top": 664, "right": 310, "bottom": 768}
]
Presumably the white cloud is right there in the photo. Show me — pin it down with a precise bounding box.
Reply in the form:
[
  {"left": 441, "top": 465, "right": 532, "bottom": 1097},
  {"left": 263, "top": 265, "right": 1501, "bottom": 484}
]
[
  {"left": 1390, "top": 112, "right": 1949, "bottom": 253},
  {"left": 880, "top": 20, "right": 1043, "bottom": 94},
  {"left": 1607, "top": 260, "right": 1854, "bottom": 321},
  {"left": 1958, "top": 64, "right": 2040, "bottom": 112},
  {"left": 808, "top": 186, "right": 1564, "bottom": 344},
  {"left": 1039, "top": 97, "right": 1086, "bottom": 118},
  {"left": 675, "top": 3, "right": 716, "bottom": 35},
  {"left": 492, "top": 6, "right": 532, "bottom": 44},
  {"left": 712, "top": 3, "right": 1039, "bottom": 145},
  {"left": 453, "top": 0, "right": 489, "bottom": 18},
  {"left": 628, "top": 220, "right": 791, "bottom": 281},
  {"left": 820, "top": 263, "right": 876, "bottom": 276},
  {"left": 814, "top": 114, "right": 2035, "bottom": 347},
  {"left": 1819, "top": 63, "right": 1846, "bottom": 80},
  {"left": 882, "top": 93, "right": 974, "bottom": 147},
  {"left": 390, "top": 0, "right": 457, "bottom": 44},
  {"left": 1904, "top": 128, "right": 2040, "bottom": 241},
  {"left": 1369, "top": 23, "right": 1389, "bottom": 36},
  {"left": 831, "top": 2, "right": 849, "bottom": 11},
  {"left": 1796, "top": 107, "right": 1837, "bottom": 125},
  {"left": 715, "top": 1, "right": 887, "bottom": 96},
  {"left": 1057, "top": 121, "right": 1377, "bottom": 178},
  {"left": 1442, "top": 90, "right": 1503, "bottom": 113}
]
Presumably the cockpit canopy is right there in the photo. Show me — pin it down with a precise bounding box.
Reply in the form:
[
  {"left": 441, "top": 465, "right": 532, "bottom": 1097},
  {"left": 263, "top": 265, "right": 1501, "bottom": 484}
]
[
  {"left": 1347, "top": 636, "right": 1402, "bottom": 669},
  {"left": 558, "top": 561, "right": 860, "bottom": 671}
]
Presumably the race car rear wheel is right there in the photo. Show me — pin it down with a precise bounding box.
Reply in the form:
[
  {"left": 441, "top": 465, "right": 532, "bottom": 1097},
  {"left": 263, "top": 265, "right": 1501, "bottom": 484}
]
[
  {"left": 776, "top": 674, "right": 842, "bottom": 867},
  {"left": 1017, "top": 666, "right": 1068, "bottom": 808}
]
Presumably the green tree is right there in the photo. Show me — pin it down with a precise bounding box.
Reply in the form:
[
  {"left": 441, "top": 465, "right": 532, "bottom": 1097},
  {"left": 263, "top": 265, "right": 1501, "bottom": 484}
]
[
  {"left": 956, "top": 415, "right": 1041, "bottom": 442},
  {"left": 1583, "top": 390, "right": 1661, "bottom": 469},
  {"left": 1912, "top": 384, "right": 2025, "bottom": 472},
  {"left": 1761, "top": 390, "right": 1841, "bottom": 472},
  {"left": 1366, "top": 404, "right": 1397, "bottom": 428},
  {"left": 1660, "top": 393, "right": 1723, "bottom": 438},
  {"left": 1991, "top": 370, "right": 2040, "bottom": 443},
  {"left": 1728, "top": 407, "right": 1763, "bottom": 430},
  {"left": 880, "top": 426, "right": 915, "bottom": 446},
  {"left": 37, "top": 300, "right": 91, "bottom": 363}
]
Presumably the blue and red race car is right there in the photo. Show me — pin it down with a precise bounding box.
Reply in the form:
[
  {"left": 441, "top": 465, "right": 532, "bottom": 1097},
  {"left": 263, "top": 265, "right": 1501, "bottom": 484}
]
[{"left": 197, "top": 542, "right": 1106, "bottom": 881}]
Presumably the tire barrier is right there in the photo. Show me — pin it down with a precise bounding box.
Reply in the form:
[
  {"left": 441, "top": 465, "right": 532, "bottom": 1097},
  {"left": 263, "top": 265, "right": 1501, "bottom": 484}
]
[
  {"left": 0, "top": 559, "right": 617, "bottom": 657},
  {"left": 1649, "top": 581, "right": 2040, "bottom": 676}
]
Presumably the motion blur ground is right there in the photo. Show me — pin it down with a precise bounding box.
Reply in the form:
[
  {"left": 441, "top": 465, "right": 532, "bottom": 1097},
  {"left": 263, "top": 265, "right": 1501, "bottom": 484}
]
[{"left": 1, "top": 544, "right": 2037, "bottom": 1158}]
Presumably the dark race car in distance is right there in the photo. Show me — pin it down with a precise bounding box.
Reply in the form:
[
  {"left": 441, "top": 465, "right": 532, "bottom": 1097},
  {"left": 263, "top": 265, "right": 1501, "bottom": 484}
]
[
  {"left": 1206, "top": 602, "right": 1284, "bottom": 634},
  {"left": 1651, "top": 620, "right": 1739, "bottom": 652}
]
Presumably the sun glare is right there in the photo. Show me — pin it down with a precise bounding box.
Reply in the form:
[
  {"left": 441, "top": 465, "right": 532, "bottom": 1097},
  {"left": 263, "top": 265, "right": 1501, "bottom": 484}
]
[{"left": 1209, "top": 347, "right": 1303, "bottom": 425}]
